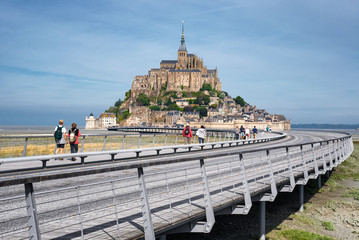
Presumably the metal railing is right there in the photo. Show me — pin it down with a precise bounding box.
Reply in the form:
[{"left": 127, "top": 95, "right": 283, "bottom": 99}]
[
  {"left": 0, "top": 129, "right": 247, "bottom": 159},
  {"left": 0, "top": 132, "right": 353, "bottom": 240},
  {"left": 0, "top": 132, "right": 285, "bottom": 169}
]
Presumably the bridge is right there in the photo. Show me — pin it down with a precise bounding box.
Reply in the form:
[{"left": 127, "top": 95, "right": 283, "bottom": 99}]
[{"left": 0, "top": 129, "right": 353, "bottom": 240}]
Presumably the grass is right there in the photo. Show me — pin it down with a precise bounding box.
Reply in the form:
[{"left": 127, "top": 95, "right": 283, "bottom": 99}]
[
  {"left": 342, "top": 188, "right": 359, "bottom": 200},
  {"left": 280, "top": 229, "right": 335, "bottom": 240},
  {"left": 322, "top": 221, "right": 335, "bottom": 231}
]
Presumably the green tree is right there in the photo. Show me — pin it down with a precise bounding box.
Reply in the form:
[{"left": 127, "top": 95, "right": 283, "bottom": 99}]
[
  {"left": 194, "top": 93, "right": 210, "bottom": 105},
  {"left": 167, "top": 104, "right": 180, "bottom": 111},
  {"left": 118, "top": 111, "right": 131, "bottom": 121},
  {"left": 183, "top": 105, "right": 193, "bottom": 112},
  {"left": 165, "top": 98, "right": 173, "bottom": 106},
  {"left": 234, "top": 96, "right": 246, "bottom": 106},
  {"left": 114, "top": 98, "right": 123, "bottom": 107},
  {"left": 136, "top": 93, "right": 150, "bottom": 106},
  {"left": 200, "top": 83, "right": 212, "bottom": 91},
  {"left": 209, "top": 104, "right": 218, "bottom": 109}
]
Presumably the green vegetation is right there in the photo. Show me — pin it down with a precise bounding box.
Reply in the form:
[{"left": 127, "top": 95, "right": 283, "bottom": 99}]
[
  {"left": 124, "top": 90, "right": 131, "bottom": 101},
  {"left": 118, "top": 110, "right": 130, "bottom": 121},
  {"left": 200, "top": 83, "right": 212, "bottom": 91},
  {"left": 136, "top": 93, "right": 150, "bottom": 106},
  {"left": 194, "top": 93, "right": 210, "bottom": 105},
  {"left": 114, "top": 98, "right": 123, "bottom": 107},
  {"left": 322, "top": 221, "right": 335, "bottom": 231},
  {"left": 342, "top": 188, "right": 359, "bottom": 200},
  {"left": 149, "top": 106, "right": 161, "bottom": 111},
  {"left": 234, "top": 95, "right": 246, "bottom": 106},
  {"left": 280, "top": 229, "right": 334, "bottom": 240}
]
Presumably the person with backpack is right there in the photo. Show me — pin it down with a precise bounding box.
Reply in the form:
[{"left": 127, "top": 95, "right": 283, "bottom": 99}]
[
  {"left": 240, "top": 125, "right": 245, "bottom": 140},
  {"left": 68, "top": 122, "right": 81, "bottom": 161},
  {"left": 54, "top": 120, "right": 67, "bottom": 159},
  {"left": 182, "top": 123, "right": 193, "bottom": 145}
]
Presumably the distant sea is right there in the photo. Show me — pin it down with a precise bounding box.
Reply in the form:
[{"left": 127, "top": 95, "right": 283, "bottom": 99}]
[
  {"left": 0, "top": 125, "right": 109, "bottom": 135},
  {"left": 292, "top": 123, "right": 359, "bottom": 130}
]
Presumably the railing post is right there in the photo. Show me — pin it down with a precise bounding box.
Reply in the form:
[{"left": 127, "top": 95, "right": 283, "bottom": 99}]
[
  {"left": 102, "top": 135, "right": 107, "bottom": 151},
  {"left": 285, "top": 147, "right": 295, "bottom": 191},
  {"left": 311, "top": 143, "right": 319, "bottom": 177},
  {"left": 263, "top": 150, "right": 277, "bottom": 201},
  {"left": 122, "top": 135, "right": 126, "bottom": 150},
  {"left": 164, "top": 134, "right": 168, "bottom": 146},
  {"left": 138, "top": 134, "right": 142, "bottom": 149},
  {"left": 239, "top": 153, "right": 252, "bottom": 214},
  {"left": 175, "top": 134, "right": 178, "bottom": 145},
  {"left": 137, "top": 167, "right": 155, "bottom": 239},
  {"left": 152, "top": 134, "right": 155, "bottom": 148},
  {"left": 327, "top": 141, "right": 333, "bottom": 170},
  {"left": 199, "top": 158, "right": 215, "bottom": 233},
  {"left": 80, "top": 135, "right": 86, "bottom": 153},
  {"left": 25, "top": 183, "right": 41, "bottom": 240},
  {"left": 300, "top": 145, "right": 309, "bottom": 184},
  {"left": 23, "top": 137, "right": 29, "bottom": 157}
]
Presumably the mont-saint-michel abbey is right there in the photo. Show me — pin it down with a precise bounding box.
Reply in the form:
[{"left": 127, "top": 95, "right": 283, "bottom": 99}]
[
  {"left": 86, "top": 23, "right": 290, "bottom": 131},
  {"left": 130, "top": 24, "right": 221, "bottom": 99}
]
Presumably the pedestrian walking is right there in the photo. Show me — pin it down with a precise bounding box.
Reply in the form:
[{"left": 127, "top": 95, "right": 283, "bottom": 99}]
[
  {"left": 196, "top": 125, "right": 206, "bottom": 144},
  {"left": 240, "top": 125, "right": 245, "bottom": 140},
  {"left": 235, "top": 126, "right": 240, "bottom": 140},
  {"left": 182, "top": 123, "right": 193, "bottom": 144},
  {"left": 245, "top": 128, "right": 250, "bottom": 139},
  {"left": 68, "top": 122, "right": 81, "bottom": 161},
  {"left": 54, "top": 119, "right": 68, "bottom": 159},
  {"left": 252, "top": 126, "right": 258, "bottom": 139}
]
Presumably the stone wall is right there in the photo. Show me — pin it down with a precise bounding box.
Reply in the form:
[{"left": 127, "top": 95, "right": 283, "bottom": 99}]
[{"left": 190, "top": 120, "right": 291, "bottom": 132}]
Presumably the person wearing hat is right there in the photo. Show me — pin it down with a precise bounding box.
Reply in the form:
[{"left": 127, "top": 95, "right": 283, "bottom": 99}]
[
  {"left": 54, "top": 119, "right": 68, "bottom": 158},
  {"left": 182, "top": 123, "right": 193, "bottom": 144}
]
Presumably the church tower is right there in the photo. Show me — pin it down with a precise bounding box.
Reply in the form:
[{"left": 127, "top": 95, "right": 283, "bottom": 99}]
[{"left": 177, "top": 20, "right": 187, "bottom": 70}]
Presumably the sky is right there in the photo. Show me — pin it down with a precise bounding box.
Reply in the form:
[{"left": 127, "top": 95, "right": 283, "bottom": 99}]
[{"left": 0, "top": 0, "right": 358, "bottom": 126}]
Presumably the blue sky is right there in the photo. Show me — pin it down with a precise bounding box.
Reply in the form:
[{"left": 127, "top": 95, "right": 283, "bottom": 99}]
[{"left": 0, "top": 0, "right": 358, "bottom": 126}]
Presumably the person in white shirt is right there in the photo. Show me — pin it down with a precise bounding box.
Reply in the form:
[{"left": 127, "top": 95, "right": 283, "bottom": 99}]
[
  {"left": 196, "top": 125, "right": 207, "bottom": 144},
  {"left": 54, "top": 119, "right": 68, "bottom": 158}
]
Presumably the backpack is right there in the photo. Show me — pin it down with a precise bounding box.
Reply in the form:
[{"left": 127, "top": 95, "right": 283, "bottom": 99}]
[
  {"left": 184, "top": 127, "right": 190, "bottom": 135},
  {"left": 69, "top": 129, "right": 77, "bottom": 143},
  {"left": 54, "top": 126, "right": 63, "bottom": 140}
]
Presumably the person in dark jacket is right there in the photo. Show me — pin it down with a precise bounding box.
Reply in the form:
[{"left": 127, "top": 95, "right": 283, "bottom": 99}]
[{"left": 68, "top": 123, "right": 81, "bottom": 161}]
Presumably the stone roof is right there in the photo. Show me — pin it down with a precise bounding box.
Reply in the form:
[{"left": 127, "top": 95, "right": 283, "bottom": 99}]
[{"left": 161, "top": 60, "right": 177, "bottom": 64}]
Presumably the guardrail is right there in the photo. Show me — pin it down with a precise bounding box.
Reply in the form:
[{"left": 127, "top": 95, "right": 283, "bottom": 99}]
[
  {"left": 0, "top": 128, "right": 244, "bottom": 159},
  {"left": 0, "top": 132, "right": 352, "bottom": 240},
  {"left": 0, "top": 132, "right": 285, "bottom": 169}
]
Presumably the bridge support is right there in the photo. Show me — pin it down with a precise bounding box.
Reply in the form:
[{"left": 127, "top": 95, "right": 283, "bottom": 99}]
[
  {"left": 318, "top": 174, "right": 321, "bottom": 188},
  {"left": 259, "top": 201, "right": 266, "bottom": 240},
  {"left": 299, "top": 185, "right": 304, "bottom": 212}
]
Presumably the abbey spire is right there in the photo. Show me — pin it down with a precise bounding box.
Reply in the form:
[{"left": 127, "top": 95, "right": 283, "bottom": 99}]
[{"left": 178, "top": 20, "right": 187, "bottom": 51}]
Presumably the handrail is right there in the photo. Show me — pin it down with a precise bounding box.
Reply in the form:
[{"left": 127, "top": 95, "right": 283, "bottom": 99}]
[{"left": 0, "top": 132, "right": 286, "bottom": 169}]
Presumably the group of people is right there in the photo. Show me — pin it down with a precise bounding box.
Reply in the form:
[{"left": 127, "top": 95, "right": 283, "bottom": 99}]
[
  {"left": 54, "top": 120, "right": 81, "bottom": 160},
  {"left": 182, "top": 123, "right": 207, "bottom": 144},
  {"left": 235, "top": 125, "right": 258, "bottom": 140},
  {"left": 182, "top": 124, "right": 259, "bottom": 145}
]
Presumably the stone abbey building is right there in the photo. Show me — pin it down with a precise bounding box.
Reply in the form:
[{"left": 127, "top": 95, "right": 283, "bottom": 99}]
[{"left": 130, "top": 23, "right": 222, "bottom": 99}]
